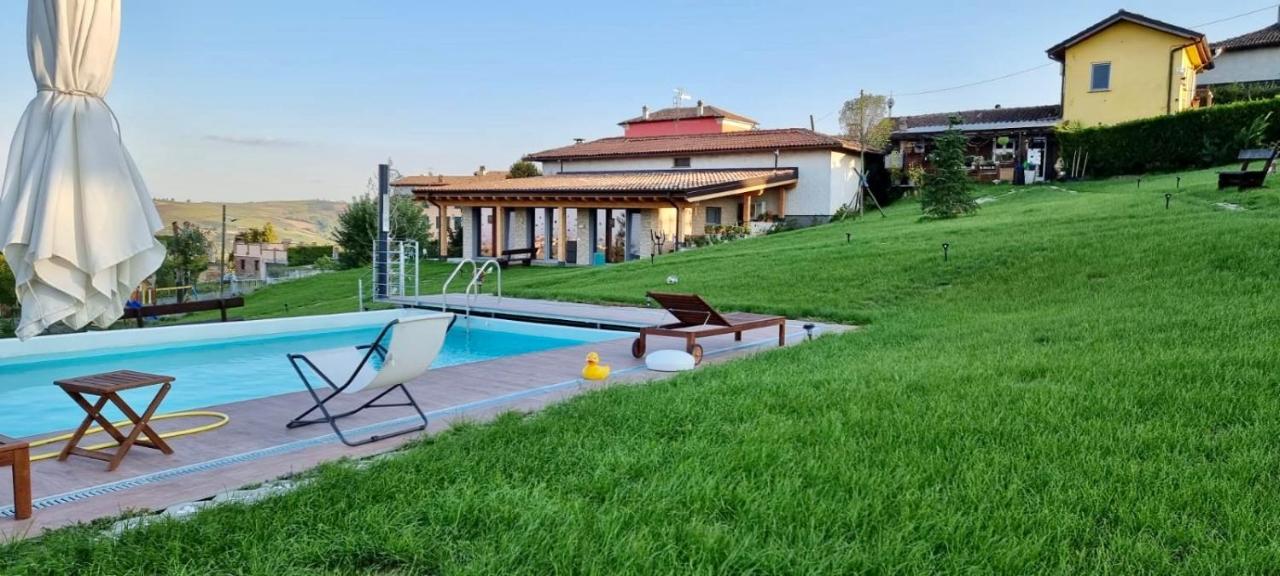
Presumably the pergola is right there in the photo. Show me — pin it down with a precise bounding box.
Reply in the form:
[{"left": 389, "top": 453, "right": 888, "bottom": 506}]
[{"left": 411, "top": 168, "right": 798, "bottom": 262}]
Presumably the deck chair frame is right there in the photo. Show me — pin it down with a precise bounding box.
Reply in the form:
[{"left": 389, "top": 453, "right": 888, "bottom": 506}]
[
  {"left": 632, "top": 292, "right": 786, "bottom": 364},
  {"left": 286, "top": 316, "right": 451, "bottom": 446}
]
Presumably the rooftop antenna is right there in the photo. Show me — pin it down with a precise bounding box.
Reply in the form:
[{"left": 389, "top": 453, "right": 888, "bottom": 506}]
[{"left": 673, "top": 87, "right": 691, "bottom": 108}]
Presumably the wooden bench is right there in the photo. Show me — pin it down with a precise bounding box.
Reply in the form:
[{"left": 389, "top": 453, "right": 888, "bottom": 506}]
[
  {"left": 498, "top": 247, "right": 536, "bottom": 267},
  {"left": 121, "top": 297, "right": 245, "bottom": 328},
  {"left": 0, "top": 435, "right": 31, "bottom": 520},
  {"left": 1219, "top": 147, "right": 1277, "bottom": 190}
]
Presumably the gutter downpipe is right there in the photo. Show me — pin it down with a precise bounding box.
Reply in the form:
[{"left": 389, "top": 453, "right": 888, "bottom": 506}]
[
  {"left": 1168, "top": 41, "right": 1198, "bottom": 115},
  {"left": 667, "top": 192, "right": 684, "bottom": 251}
]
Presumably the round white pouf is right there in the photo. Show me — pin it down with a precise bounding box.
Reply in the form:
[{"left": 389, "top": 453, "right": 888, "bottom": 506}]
[{"left": 645, "top": 349, "right": 697, "bottom": 372}]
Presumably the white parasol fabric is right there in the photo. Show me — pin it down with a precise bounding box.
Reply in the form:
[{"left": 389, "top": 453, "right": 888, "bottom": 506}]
[{"left": 0, "top": 0, "right": 165, "bottom": 340}]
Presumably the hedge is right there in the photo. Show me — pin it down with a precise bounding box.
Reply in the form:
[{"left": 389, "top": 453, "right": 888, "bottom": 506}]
[
  {"left": 1057, "top": 98, "right": 1280, "bottom": 179},
  {"left": 287, "top": 245, "right": 334, "bottom": 266}
]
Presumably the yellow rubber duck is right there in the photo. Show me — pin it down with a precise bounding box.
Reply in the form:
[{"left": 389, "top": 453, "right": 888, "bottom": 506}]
[{"left": 582, "top": 352, "right": 611, "bottom": 380}]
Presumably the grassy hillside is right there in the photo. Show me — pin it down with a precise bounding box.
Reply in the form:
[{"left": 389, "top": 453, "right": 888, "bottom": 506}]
[
  {"left": 8, "top": 167, "right": 1280, "bottom": 574},
  {"left": 155, "top": 199, "right": 346, "bottom": 246}
]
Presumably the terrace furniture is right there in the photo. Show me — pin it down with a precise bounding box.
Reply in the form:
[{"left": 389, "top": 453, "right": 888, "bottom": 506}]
[
  {"left": 0, "top": 435, "right": 31, "bottom": 520},
  {"left": 55, "top": 370, "right": 175, "bottom": 472},
  {"left": 121, "top": 296, "right": 245, "bottom": 328},
  {"left": 632, "top": 292, "right": 786, "bottom": 365},
  {"left": 498, "top": 247, "right": 536, "bottom": 267},
  {"left": 1218, "top": 147, "right": 1278, "bottom": 190},
  {"left": 287, "top": 313, "right": 454, "bottom": 446}
]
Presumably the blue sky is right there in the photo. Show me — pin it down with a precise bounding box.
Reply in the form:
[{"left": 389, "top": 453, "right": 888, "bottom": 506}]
[{"left": 0, "top": 1, "right": 1270, "bottom": 202}]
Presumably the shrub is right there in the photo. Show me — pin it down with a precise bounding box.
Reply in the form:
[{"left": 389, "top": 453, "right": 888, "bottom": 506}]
[
  {"left": 287, "top": 245, "right": 334, "bottom": 266},
  {"left": 1058, "top": 98, "right": 1280, "bottom": 178}
]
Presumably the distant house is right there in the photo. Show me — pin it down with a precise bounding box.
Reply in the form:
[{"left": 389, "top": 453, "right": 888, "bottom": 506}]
[
  {"left": 1197, "top": 10, "right": 1280, "bottom": 95},
  {"left": 234, "top": 240, "right": 289, "bottom": 280},
  {"left": 1047, "top": 10, "right": 1213, "bottom": 127},
  {"left": 890, "top": 10, "right": 1214, "bottom": 184},
  {"left": 403, "top": 102, "right": 874, "bottom": 265},
  {"left": 890, "top": 104, "right": 1063, "bottom": 184}
]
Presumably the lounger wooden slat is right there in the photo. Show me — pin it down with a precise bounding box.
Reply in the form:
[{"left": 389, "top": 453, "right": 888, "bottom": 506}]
[
  {"left": 632, "top": 292, "right": 786, "bottom": 364},
  {"left": 0, "top": 435, "right": 31, "bottom": 520}
]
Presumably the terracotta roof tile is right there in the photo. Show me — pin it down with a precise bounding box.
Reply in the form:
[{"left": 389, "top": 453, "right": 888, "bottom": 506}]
[
  {"left": 428, "top": 169, "right": 796, "bottom": 194},
  {"left": 619, "top": 105, "right": 758, "bottom": 125},
  {"left": 1214, "top": 22, "right": 1280, "bottom": 52},
  {"left": 392, "top": 171, "right": 509, "bottom": 187},
  {"left": 525, "top": 128, "right": 865, "bottom": 162}
]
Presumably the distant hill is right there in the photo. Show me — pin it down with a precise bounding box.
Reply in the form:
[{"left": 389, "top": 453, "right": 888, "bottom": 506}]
[{"left": 155, "top": 200, "right": 347, "bottom": 246}]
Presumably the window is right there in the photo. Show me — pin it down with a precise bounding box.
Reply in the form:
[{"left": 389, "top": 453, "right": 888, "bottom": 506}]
[
  {"left": 673, "top": 157, "right": 692, "bottom": 168},
  {"left": 705, "top": 206, "right": 722, "bottom": 225},
  {"left": 1090, "top": 62, "right": 1111, "bottom": 92}
]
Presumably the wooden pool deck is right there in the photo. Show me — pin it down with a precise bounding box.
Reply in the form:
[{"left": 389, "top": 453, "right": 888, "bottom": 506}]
[{"left": 0, "top": 297, "right": 848, "bottom": 539}]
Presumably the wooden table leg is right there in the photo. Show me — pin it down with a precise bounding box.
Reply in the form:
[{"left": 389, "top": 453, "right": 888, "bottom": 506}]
[
  {"left": 104, "top": 385, "right": 173, "bottom": 471},
  {"left": 57, "top": 393, "right": 114, "bottom": 462},
  {"left": 11, "top": 445, "right": 30, "bottom": 521}
]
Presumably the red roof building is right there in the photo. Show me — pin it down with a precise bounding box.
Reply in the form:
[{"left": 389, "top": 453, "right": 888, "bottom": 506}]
[{"left": 405, "top": 104, "right": 875, "bottom": 265}]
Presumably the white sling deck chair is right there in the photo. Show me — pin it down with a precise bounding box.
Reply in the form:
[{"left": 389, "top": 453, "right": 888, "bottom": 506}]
[{"left": 286, "top": 313, "right": 454, "bottom": 446}]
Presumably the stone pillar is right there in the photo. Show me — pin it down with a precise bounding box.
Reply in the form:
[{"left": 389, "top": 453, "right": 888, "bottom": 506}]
[
  {"left": 437, "top": 203, "right": 449, "bottom": 258},
  {"left": 556, "top": 206, "right": 567, "bottom": 262},
  {"left": 509, "top": 208, "right": 532, "bottom": 251},
  {"left": 575, "top": 210, "right": 593, "bottom": 265},
  {"left": 542, "top": 208, "right": 555, "bottom": 259},
  {"left": 462, "top": 207, "right": 479, "bottom": 259}
]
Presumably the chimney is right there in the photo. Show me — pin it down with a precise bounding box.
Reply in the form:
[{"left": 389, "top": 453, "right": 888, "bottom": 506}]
[
  {"left": 994, "top": 104, "right": 1002, "bottom": 109},
  {"left": 573, "top": 138, "right": 585, "bottom": 145},
  {"left": 696, "top": 99, "right": 705, "bottom": 116},
  {"left": 477, "top": 165, "right": 487, "bottom": 176},
  {"left": 642, "top": 105, "right": 650, "bottom": 119}
]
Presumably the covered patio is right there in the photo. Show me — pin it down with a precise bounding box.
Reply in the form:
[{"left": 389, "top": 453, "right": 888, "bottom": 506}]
[{"left": 411, "top": 168, "right": 798, "bottom": 265}]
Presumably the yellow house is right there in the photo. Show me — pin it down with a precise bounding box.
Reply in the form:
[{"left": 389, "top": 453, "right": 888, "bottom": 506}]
[{"left": 1048, "top": 10, "right": 1214, "bottom": 127}]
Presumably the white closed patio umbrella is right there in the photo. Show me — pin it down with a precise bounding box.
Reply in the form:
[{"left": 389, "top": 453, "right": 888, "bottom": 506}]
[{"left": 0, "top": 0, "right": 165, "bottom": 340}]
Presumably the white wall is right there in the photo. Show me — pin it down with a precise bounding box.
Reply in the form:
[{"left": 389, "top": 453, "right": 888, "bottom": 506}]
[
  {"left": 540, "top": 150, "right": 861, "bottom": 217},
  {"left": 1199, "top": 48, "right": 1280, "bottom": 85}
]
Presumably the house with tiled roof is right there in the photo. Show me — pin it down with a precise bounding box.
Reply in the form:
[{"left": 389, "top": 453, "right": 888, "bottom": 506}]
[
  {"left": 403, "top": 103, "right": 873, "bottom": 265},
  {"left": 889, "top": 9, "right": 1214, "bottom": 185},
  {"left": 1198, "top": 9, "right": 1280, "bottom": 92}
]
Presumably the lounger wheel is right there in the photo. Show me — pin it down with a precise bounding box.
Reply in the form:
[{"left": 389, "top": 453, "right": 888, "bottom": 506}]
[
  {"left": 688, "top": 344, "right": 704, "bottom": 365},
  {"left": 631, "top": 337, "right": 646, "bottom": 358}
]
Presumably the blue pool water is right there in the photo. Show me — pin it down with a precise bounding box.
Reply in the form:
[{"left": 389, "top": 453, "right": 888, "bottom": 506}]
[{"left": 0, "top": 320, "right": 622, "bottom": 438}]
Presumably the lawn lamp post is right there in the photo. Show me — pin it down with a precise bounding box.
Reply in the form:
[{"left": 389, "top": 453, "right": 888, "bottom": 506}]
[{"left": 220, "top": 206, "right": 238, "bottom": 298}]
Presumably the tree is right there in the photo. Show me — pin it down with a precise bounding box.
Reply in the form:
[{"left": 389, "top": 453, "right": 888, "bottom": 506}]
[
  {"left": 839, "top": 91, "right": 893, "bottom": 215},
  {"left": 920, "top": 119, "right": 978, "bottom": 219},
  {"left": 508, "top": 161, "right": 541, "bottom": 178},
  {"left": 332, "top": 194, "right": 432, "bottom": 269},
  {"left": 156, "top": 222, "right": 211, "bottom": 299},
  {"left": 240, "top": 223, "right": 280, "bottom": 243}
]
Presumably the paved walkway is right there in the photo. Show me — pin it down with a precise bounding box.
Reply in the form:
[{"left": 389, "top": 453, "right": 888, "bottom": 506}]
[{"left": 0, "top": 299, "right": 849, "bottom": 539}]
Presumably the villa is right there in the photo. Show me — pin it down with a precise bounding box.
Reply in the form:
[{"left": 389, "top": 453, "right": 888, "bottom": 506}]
[
  {"left": 1197, "top": 9, "right": 1280, "bottom": 96},
  {"left": 402, "top": 101, "right": 873, "bottom": 265}
]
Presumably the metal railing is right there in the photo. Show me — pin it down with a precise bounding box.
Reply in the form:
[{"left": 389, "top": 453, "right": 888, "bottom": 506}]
[
  {"left": 440, "top": 258, "right": 502, "bottom": 317},
  {"left": 371, "top": 239, "right": 420, "bottom": 301}
]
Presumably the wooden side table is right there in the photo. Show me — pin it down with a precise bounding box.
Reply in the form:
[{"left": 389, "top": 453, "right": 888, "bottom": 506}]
[
  {"left": 55, "top": 370, "right": 175, "bottom": 472},
  {"left": 0, "top": 435, "right": 31, "bottom": 520}
]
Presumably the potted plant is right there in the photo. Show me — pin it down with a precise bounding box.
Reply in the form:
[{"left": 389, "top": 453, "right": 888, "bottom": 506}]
[{"left": 1022, "top": 160, "right": 1038, "bottom": 184}]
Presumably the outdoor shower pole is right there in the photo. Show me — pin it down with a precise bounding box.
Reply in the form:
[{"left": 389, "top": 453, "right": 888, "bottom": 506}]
[
  {"left": 374, "top": 163, "right": 390, "bottom": 301},
  {"left": 219, "top": 204, "right": 226, "bottom": 298}
]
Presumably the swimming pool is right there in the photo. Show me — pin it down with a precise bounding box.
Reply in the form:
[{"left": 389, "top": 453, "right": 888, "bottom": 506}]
[{"left": 0, "top": 310, "right": 626, "bottom": 438}]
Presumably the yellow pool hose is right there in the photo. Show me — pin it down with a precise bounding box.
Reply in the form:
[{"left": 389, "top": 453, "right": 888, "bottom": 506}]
[{"left": 26, "top": 411, "right": 230, "bottom": 462}]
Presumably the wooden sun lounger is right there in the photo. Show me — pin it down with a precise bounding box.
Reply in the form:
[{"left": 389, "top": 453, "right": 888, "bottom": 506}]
[{"left": 631, "top": 292, "right": 786, "bottom": 364}]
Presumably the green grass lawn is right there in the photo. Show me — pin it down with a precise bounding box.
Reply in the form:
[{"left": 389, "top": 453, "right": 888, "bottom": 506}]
[{"left": 6, "top": 167, "right": 1280, "bottom": 574}]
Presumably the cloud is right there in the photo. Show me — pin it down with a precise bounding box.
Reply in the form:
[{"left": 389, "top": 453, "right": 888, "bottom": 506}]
[{"left": 202, "top": 134, "right": 305, "bottom": 147}]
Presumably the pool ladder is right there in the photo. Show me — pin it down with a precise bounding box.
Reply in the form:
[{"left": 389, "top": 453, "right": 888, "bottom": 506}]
[{"left": 441, "top": 258, "right": 502, "bottom": 327}]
